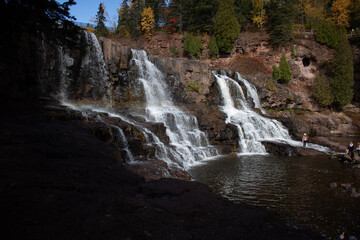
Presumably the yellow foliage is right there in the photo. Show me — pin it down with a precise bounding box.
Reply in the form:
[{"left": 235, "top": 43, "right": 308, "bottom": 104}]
[
  {"left": 251, "top": 0, "right": 269, "bottom": 29},
  {"left": 141, "top": 7, "right": 155, "bottom": 41},
  {"left": 330, "top": 0, "right": 351, "bottom": 26},
  {"left": 299, "top": 0, "right": 329, "bottom": 25},
  {"left": 86, "top": 27, "right": 94, "bottom": 33}
]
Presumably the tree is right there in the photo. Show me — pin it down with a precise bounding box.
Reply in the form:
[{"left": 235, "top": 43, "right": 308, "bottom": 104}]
[
  {"left": 188, "top": 0, "right": 218, "bottom": 33},
  {"left": 208, "top": 36, "right": 219, "bottom": 58},
  {"left": 168, "top": 0, "right": 195, "bottom": 32},
  {"left": 141, "top": 7, "right": 155, "bottom": 40},
  {"left": 234, "top": 0, "right": 253, "bottom": 30},
  {"left": 299, "top": 0, "right": 330, "bottom": 29},
  {"left": 315, "top": 20, "right": 339, "bottom": 48},
  {"left": 312, "top": 73, "right": 333, "bottom": 107},
  {"left": 331, "top": 29, "right": 354, "bottom": 106},
  {"left": 95, "top": 2, "right": 109, "bottom": 37},
  {"left": 116, "top": 0, "right": 130, "bottom": 36},
  {"left": 267, "top": 0, "right": 295, "bottom": 44},
  {"left": 330, "top": 0, "right": 351, "bottom": 27},
  {"left": 145, "top": 0, "right": 166, "bottom": 27},
  {"left": 128, "top": 0, "right": 145, "bottom": 38},
  {"left": 183, "top": 33, "right": 203, "bottom": 59},
  {"left": 273, "top": 53, "right": 292, "bottom": 83},
  {"left": 214, "top": 0, "right": 240, "bottom": 53},
  {"left": 252, "top": 0, "right": 270, "bottom": 31}
]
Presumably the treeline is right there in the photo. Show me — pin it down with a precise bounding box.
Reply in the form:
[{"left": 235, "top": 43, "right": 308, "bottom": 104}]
[{"left": 92, "top": 0, "right": 360, "bottom": 49}]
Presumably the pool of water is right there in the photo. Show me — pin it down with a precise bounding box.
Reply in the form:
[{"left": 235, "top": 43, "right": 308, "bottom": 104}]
[{"left": 188, "top": 154, "right": 360, "bottom": 239}]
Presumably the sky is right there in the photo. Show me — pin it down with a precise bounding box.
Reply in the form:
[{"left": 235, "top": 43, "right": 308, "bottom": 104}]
[{"left": 57, "top": 0, "right": 122, "bottom": 27}]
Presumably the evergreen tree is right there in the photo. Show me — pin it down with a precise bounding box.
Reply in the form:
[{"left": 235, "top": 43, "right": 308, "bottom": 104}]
[
  {"left": 95, "top": 2, "right": 109, "bottom": 37},
  {"left": 267, "top": 0, "right": 295, "bottom": 44},
  {"left": 128, "top": 0, "right": 145, "bottom": 38},
  {"left": 208, "top": 36, "right": 219, "bottom": 58},
  {"left": 315, "top": 20, "right": 339, "bottom": 48},
  {"left": 214, "top": 0, "right": 240, "bottom": 53},
  {"left": 145, "top": 0, "right": 166, "bottom": 27},
  {"left": 273, "top": 53, "right": 292, "bottom": 83},
  {"left": 188, "top": 0, "right": 218, "bottom": 33},
  {"left": 116, "top": 0, "right": 130, "bottom": 36},
  {"left": 168, "top": 0, "right": 195, "bottom": 32},
  {"left": 234, "top": 0, "right": 253, "bottom": 30},
  {"left": 278, "top": 53, "right": 292, "bottom": 83},
  {"left": 312, "top": 73, "right": 333, "bottom": 107},
  {"left": 331, "top": 29, "right": 354, "bottom": 106},
  {"left": 183, "top": 33, "right": 203, "bottom": 58}
]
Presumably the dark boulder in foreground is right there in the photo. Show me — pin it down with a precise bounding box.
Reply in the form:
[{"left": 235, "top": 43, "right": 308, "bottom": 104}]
[{"left": 0, "top": 105, "right": 323, "bottom": 240}]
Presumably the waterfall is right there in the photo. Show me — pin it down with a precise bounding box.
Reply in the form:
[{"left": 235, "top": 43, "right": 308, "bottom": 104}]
[
  {"left": 214, "top": 71, "right": 291, "bottom": 154},
  {"left": 214, "top": 71, "right": 332, "bottom": 154},
  {"left": 235, "top": 72, "right": 265, "bottom": 114},
  {"left": 80, "top": 32, "right": 111, "bottom": 102},
  {"left": 130, "top": 49, "right": 218, "bottom": 168}
]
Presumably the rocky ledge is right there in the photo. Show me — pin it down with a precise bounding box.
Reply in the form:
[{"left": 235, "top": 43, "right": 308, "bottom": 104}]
[{"left": 0, "top": 102, "right": 324, "bottom": 240}]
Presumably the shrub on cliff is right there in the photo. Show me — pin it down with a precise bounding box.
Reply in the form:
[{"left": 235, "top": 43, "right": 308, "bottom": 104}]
[
  {"left": 272, "top": 54, "right": 292, "bottom": 83},
  {"left": 183, "top": 33, "right": 203, "bottom": 59},
  {"left": 214, "top": 0, "right": 240, "bottom": 53},
  {"left": 312, "top": 73, "right": 333, "bottom": 107},
  {"left": 331, "top": 28, "right": 354, "bottom": 106},
  {"left": 208, "top": 37, "right": 219, "bottom": 58}
]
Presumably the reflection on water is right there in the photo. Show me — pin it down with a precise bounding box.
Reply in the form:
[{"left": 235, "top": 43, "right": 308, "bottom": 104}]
[{"left": 188, "top": 154, "right": 360, "bottom": 239}]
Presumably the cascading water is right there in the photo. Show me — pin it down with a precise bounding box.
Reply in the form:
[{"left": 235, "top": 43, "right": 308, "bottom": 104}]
[
  {"left": 131, "top": 49, "right": 218, "bottom": 168},
  {"left": 213, "top": 71, "right": 330, "bottom": 154},
  {"left": 234, "top": 72, "right": 265, "bottom": 114},
  {"left": 79, "top": 32, "right": 111, "bottom": 102}
]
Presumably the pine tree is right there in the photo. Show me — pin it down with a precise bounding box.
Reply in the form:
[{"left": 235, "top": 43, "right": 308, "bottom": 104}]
[
  {"left": 188, "top": 0, "right": 218, "bottom": 33},
  {"left": 208, "top": 36, "right": 219, "bottom": 58},
  {"left": 116, "top": 0, "right": 130, "bottom": 36},
  {"left": 312, "top": 73, "right": 333, "bottom": 107},
  {"left": 141, "top": 7, "right": 155, "bottom": 40},
  {"left": 168, "top": 0, "right": 195, "bottom": 32},
  {"left": 278, "top": 53, "right": 292, "bottom": 83},
  {"left": 214, "top": 0, "right": 240, "bottom": 53},
  {"left": 267, "top": 0, "right": 295, "bottom": 44},
  {"left": 145, "top": 0, "right": 166, "bottom": 27},
  {"left": 95, "top": 2, "right": 109, "bottom": 37},
  {"left": 331, "top": 29, "right": 354, "bottom": 106},
  {"left": 273, "top": 53, "right": 292, "bottom": 83},
  {"left": 128, "top": 0, "right": 145, "bottom": 38}
]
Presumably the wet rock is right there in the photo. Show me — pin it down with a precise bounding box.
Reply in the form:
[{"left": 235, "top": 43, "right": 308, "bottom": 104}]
[
  {"left": 341, "top": 183, "right": 352, "bottom": 190},
  {"left": 351, "top": 188, "right": 360, "bottom": 198}
]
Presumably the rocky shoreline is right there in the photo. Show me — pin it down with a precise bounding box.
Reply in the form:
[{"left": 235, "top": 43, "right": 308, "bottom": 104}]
[{"left": 0, "top": 102, "right": 324, "bottom": 240}]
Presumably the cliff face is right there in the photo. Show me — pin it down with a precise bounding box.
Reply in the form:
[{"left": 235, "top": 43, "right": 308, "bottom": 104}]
[{"left": 37, "top": 31, "right": 360, "bottom": 171}]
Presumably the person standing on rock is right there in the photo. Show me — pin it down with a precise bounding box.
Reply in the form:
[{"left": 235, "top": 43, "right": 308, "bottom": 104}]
[{"left": 302, "top": 133, "right": 308, "bottom": 148}]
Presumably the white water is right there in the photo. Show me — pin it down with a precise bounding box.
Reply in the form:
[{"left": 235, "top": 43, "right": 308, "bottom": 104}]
[
  {"left": 131, "top": 50, "right": 218, "bottom": 168},
  {"left": 235, "top": 72, "right": 265, "bottom": 114},
  {"left": 80, "top": 32, "right": 111, "bottom": 102},
  {"left": 213, "top": 71, "right": 331, "bottom": 154}
]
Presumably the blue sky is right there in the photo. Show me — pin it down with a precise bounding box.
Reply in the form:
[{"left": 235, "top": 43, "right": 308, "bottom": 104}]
[{"left": 57, "top": 0, "right": 122, "bottom": 27}]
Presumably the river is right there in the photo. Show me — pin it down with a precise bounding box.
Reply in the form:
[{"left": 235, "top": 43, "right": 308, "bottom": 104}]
[{"left": 188, "top": 154, "right": 360, "bottom": 239}]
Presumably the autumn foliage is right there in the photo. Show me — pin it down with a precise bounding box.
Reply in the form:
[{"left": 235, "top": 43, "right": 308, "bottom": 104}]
[
  {"left": 330, "top": 0, "right": 351, "bottom": 27},
  {"left": 141, "top": 7, "right": 155, "bottom": 41}
]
